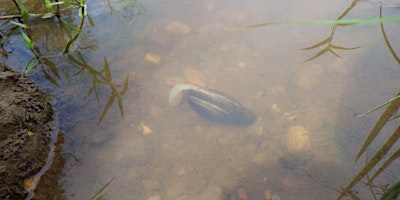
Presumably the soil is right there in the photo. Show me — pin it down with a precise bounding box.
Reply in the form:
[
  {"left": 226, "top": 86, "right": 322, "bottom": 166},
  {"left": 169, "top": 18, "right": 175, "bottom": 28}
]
[{"left": 0, "top": 62, "right": 62, "bottom": 200}]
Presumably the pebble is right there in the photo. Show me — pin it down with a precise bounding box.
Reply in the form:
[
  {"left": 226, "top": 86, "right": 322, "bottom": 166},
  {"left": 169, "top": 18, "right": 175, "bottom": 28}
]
[
  {"left": 286, "top": 125, "right": 311, "bottom": 152},
  {"left": 184, "top": 68, "right": 207, "bottom": 87},
  {"left": 147, "top": 194, "right": 161, "bottom": 200},
  {"left": 142, "top": 179, "right": 161, "bottom": 191},
  {"left": 166, "top": 183, "right": 185, "bottom": 199},
  {"left": 196, "top": 186, "right": 223, "bottom": 200},
  {"left": 165, "top": 77, "right": 185, "bottom": 86},
  {"left": 166, "top": 21, "right": 191, "bottom": 35},
  {"left": 237, "top": 188, "right": 248, "bottom": 200},
  {"left": 253, "top": 153, "right": 266, "bottom": 165},
  {"left": 145, "top": 53, "right": 161, "bottom": 64}
]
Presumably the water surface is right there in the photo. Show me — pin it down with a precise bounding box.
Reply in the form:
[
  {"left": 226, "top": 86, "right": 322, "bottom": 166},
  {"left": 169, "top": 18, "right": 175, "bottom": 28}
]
[{"left": 4, "top": 0, "right": 400, "bottom": 199}]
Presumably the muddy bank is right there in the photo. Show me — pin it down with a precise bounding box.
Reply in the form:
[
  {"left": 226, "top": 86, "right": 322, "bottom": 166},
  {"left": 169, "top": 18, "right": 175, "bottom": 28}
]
[{"left": 0, "top": 63, "right": 62, "bottom": 199}]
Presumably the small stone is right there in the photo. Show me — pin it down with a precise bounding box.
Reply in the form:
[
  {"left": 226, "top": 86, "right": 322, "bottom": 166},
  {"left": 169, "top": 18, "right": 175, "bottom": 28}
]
[
  {"left": 140, "top": 123, "right": 152, "bottom": 135},
  {"left": 271, "top": 104, "right": 280, "bottom": 112},
  {"left": 177, "top": 168, "right": 187, "bottom": 177},
  {"left": 166, "top": 183, "right": 185, "bottom": 199},
  {"left": 238, "top": 62, "right": 247, "bottom": 69},
  {"left": 237, "top": 188, "right": 248, "bottom": 200},
  {"left": 263, "top": 190, "right": 272, "bottom": 199},
  {"left": 23, "top": 176, "right": 35, "bottom": 190},
  {"left": 271, "top": 194, "right": 281, "bottom": 200},
  {"left": 145, "top": 53, "right": 161, "bottom": 64},
  {"left": 166, "top": 21, "right": 191, "bottom": 35},
  {"left": 196, "top": 186, "right": 223, "bottom": 200},
  {"left": 253, "top": 153, "right": 266, "bottom": 165},
  {"left": 142, "top": 179, "right": 161, "bottom": 191},
  {"left": 286, "top": 126, "right": 311, "bottom": 152},
  {"left": 184, "top": 68, "right": 207, "bottom": 87},
  {"left": 165, "top": 77, "right": 185, "bottom": 86},
  {"left": 147, "top": 194, "right": 161, "bottom": 200}
]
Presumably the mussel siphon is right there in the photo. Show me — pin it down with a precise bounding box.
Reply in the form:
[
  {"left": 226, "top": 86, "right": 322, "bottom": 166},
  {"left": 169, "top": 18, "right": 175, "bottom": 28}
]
[{"left": 169, "top": 84, "right": 256, "bottom": 125}]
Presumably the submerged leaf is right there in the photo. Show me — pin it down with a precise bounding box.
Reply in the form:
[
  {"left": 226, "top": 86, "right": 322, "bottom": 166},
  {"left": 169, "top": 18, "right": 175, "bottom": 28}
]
[
  {"left": 302, "top": 37, "right": 332, "bottom": 50},
  {"left": 368, "top": 137, "right": 400, "bottom": 184},
  {"left": 116, "top": 94, "right": 124, "bottom": 119},
  {"left": 104, "top": 57, "right": 112, "bottom": 82},
  {"left": 98, "top": 93, "right": 116, "bottom": 123},
  {"left": 120, "top": 73, "right": 129, "bottom": 95},
  {"left": 330, "top": 44, "right": 360, "bottom": 50},
  {"left": 304, "top": 46, "right": 330, "bottom": 62},
  {"left": 88, "top": 15, "right": 95, "bottom": 27},
  {"left": 328, "top": 48, "right": 343, "bottom": 58}
]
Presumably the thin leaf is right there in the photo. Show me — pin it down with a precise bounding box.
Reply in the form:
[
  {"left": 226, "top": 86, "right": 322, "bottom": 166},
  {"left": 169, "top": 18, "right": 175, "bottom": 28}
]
[
  {"left": 42, "top": 12, "right": 55, "bottom": 19},
  {"left": 24, "top": 58, "right": 38, "bottom": 73},
  {"left": 18, "top": 0, "right": 29, "bottom": 20},
  {"left": 116, "top": 94, "right": 124, "bottom": 119},
  {"left": 63, "top": 2, "right": 80, "bottom": 6},
  {"left": 368, "top": 135, "right": 400, "bottom": 184},
  {"left": 41, "top": 58, "right": 60, "bottom": 79},
  {"left": 120, "top": 73, "right": 129, "bottom": 95},
  {"left": 88, "top": 15, "right": 95, "bottom": 27},
  {"left": 44, "top": 0, "right": 52, "bottom": 9},
  {"left": 304, "top": 46, "right": 330, "bottom": 62},
  {"left": 328, "top": 48, "right": 343, "bottom": 58},
  {"left": 302, "top": 37, "right": 332, "bottom": 50},
  {"left": 330, "top": 45, "right": 360, "bottom": 50},
  {"left": 50, "top": 2, "right": 66, "bottom": 6},
  {"left": 358, "top": 94, "right": 400, "bottom": 117},
  {"left": 79, "top": 5, "right": 87, "bottom": 18},
  {"left": 355, "top": 92, "right": 400, "bottom": 160},
  {"left": 103, "top": 57, "right": 112, "bottom": 82},
  {"left": 10, "top": 20, "right": 28, "bottom": 29},
  {"left": 42, "top": 67, "right": 60, "bottom": 87},
  {"left": 89, "top": 177, "right": 115, "bottom": 200},
  {"left": 21, "top": 32, "right": 34, "bottom": 50},
  {"left": 98, "top": 93, "right": 116, "bottom": 123}
]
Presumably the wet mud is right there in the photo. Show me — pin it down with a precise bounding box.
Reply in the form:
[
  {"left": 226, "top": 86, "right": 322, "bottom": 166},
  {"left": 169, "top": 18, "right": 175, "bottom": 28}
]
[{"left": 0, "top": 63, "right": 63, "bottom": 200}]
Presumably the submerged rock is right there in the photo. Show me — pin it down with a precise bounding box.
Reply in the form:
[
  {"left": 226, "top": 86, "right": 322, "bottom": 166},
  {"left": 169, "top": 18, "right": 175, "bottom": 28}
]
[{"left": 169, "top": 84, "right": 256, "bottom": 125}]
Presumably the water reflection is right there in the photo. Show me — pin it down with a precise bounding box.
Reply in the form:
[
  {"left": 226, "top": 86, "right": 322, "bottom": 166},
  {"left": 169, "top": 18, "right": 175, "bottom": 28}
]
[{"left": 3, "top": 0, "right": 400, "bottom": 199}]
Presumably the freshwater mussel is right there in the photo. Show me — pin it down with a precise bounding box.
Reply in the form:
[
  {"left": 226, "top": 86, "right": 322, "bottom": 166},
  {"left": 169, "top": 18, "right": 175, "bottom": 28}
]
[{"left": 169, "top": 84, "right": 256, "bottom": 125}]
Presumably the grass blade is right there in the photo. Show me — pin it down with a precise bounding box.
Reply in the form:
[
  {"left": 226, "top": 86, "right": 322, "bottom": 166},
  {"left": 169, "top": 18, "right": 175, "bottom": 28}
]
[{"left": 355, "top": 92, "right": 400, "bottom": 160}]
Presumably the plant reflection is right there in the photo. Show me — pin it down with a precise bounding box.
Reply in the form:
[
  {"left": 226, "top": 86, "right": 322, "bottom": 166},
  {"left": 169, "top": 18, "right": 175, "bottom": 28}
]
[
  {"left": 301, "top": 0, "right": 360, "bottom": 61},
  {"left": 0, "top": 0, "right": 141, "bottom": 124},
  {"left": 67, "top": 52, "right": 129, "bottom": 123}
]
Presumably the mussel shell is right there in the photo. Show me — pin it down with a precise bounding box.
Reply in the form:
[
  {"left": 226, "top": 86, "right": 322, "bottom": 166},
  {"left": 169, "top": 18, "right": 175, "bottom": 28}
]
[{"left": 185, "top": 87, "right": 256, "bottom": 125}]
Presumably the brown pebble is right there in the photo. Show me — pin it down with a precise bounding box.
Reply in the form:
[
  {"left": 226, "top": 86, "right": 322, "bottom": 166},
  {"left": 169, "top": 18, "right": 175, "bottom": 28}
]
[{"left": 237, "top": 188, "right": 248, "bottom": 200}]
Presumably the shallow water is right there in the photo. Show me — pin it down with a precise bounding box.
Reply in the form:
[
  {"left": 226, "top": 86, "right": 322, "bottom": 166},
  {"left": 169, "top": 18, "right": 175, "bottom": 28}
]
[{"left": 3, "top": 0, "right": 400, "bottom": 199}]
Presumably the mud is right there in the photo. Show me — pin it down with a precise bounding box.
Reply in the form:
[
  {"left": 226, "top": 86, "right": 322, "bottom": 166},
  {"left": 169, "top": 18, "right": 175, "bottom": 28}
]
[{"left": 0, "top": 62, "right": 61, "bottom": 200}]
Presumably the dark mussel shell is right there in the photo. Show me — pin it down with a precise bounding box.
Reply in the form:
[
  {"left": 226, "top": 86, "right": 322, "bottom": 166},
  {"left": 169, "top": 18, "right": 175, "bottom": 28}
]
[{"left": 184, "top": 87, "right": 256, "bottom": 125}]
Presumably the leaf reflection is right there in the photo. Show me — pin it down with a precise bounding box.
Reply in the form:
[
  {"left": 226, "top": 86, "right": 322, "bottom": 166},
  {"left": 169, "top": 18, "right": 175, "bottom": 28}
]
[
  {"left": 301, "top": 0, "right": 360, "bottom": 61},
  {"left": 67, "top": 53, "right": 129, "bottom": 124}
]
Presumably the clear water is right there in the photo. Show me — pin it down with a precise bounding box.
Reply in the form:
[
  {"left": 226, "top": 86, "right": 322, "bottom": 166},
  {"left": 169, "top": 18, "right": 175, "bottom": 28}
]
[{"left": 3, "top": 0, "right": 400, "bottom": 199}]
